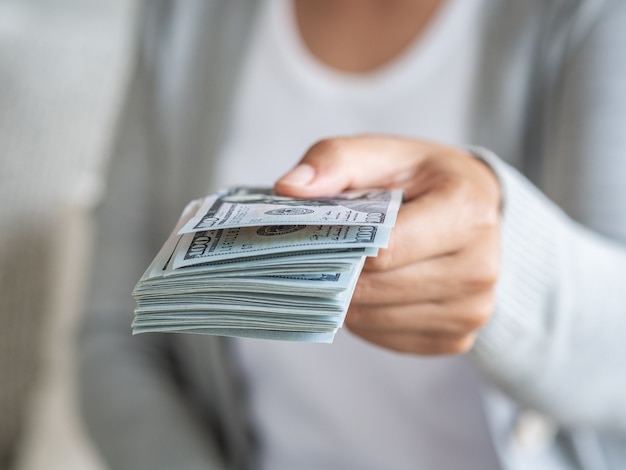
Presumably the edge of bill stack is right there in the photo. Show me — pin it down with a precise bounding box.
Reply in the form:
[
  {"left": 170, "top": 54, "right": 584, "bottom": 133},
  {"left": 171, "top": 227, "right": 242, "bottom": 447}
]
[{"left": 132, "top": 186, "right": 401, "bottom": 343}]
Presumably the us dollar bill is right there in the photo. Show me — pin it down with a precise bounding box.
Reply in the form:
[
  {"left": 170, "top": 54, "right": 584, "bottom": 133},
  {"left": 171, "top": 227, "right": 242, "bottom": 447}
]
[
  {"left": 172, "top": 223, "right": 391, "bottom": 268},
  {"left": 177, "top": 186, "right": 403, "bottom": 234},
  {"left": 132, "top": 187, "right": 401, "bottom": 342}
]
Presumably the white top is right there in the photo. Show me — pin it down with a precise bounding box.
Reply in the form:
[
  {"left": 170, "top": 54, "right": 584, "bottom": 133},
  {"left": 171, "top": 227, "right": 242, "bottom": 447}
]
[{"left": 217, "top": 0, "right": 500, "bottom": 468}]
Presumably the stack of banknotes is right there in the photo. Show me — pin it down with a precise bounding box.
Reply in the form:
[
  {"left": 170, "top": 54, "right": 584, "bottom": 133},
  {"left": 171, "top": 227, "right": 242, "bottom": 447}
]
[{"left": 132, "top": 187, "right": 402, "bottom": 343}]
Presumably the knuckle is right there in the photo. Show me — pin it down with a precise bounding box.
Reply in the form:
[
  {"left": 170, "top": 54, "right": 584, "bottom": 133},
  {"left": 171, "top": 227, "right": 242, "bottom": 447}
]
[
  {"left": 308, "top": 137, "right": 349, "bottom": 161},
  {"left": 461, "top": 244, "right": 500, "bottom": 292},
  {"left": 416, "top": 335, "right": 475, "bottom": 356},
  {"left": 460, "top": 295, "right": 495, "bottom": 331},
  {"left": 460, "top": 312, "right": 488, "bottom": 333},
  {"left": 448, "top": 174, "right": 500, "bottom": 230},
  {"left": 468, "top": 190, "right": 501, "bottom": 228},
  {"left": 463, "top": 255, "right": 500, "bottom": 291},
  {"left": 445, "top": 335, "right": 477, "bottom": 355}
]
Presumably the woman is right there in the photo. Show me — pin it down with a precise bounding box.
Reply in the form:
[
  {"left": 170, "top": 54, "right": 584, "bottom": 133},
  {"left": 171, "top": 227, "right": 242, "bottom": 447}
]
[{"left": 79, "top": 1, "right": 626, "bottom": 468}]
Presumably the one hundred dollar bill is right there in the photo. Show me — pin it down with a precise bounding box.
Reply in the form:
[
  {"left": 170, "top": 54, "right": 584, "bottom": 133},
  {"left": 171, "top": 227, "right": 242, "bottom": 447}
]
[
  {"left": 132, "top": 186, "right": 400, "bottom": 342},
  {"left": 177, "top": 187, "right": 403, "bottom": 234},
  {"left": 172, "top": 223, "right": 391, "bottom": 268}
]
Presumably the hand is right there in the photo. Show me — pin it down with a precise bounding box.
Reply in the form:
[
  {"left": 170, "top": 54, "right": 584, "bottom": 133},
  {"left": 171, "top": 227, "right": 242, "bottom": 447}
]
[{"left": 275, "top": 135, "right": 501, "bottom": 355}]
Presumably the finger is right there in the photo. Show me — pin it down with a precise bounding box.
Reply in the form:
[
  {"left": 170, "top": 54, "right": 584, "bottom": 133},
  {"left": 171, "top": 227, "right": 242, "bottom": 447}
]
[
  {"left": 355, "top": 227, "right": 500, "bottom": 304},
  {"left": 366, "top": 178, "right": 498, "bottom": 271},
  {"left": 345, "top": 292, "right": 494, "bottom": 336},
  {"left": 347, "top": 328, "right": 478, "bottom": 356},
  {"left": 274, "top": 136, "right": 429, "bottom": 198},
  {"left": 370, "top": 193, "right": 466, "bottom": 271},
  {"left": 354, "top": 257, "right": 460, "bottom": 306}
]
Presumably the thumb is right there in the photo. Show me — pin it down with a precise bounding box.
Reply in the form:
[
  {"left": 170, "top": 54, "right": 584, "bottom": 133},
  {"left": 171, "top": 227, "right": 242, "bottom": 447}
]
[{"left": 274, "top": 136, "right": 424, "bottom": 198}]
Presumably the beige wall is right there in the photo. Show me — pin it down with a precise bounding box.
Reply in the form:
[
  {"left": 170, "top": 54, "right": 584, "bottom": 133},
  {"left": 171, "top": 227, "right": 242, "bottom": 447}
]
[{"left": 0, "top": 1, "right": 137, "bottom": 468}]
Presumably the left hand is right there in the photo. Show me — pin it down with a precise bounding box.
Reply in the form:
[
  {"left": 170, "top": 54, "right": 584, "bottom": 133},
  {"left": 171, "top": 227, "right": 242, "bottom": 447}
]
[{"left": 275, "top": 135, "right": 501, "bottom": 355}]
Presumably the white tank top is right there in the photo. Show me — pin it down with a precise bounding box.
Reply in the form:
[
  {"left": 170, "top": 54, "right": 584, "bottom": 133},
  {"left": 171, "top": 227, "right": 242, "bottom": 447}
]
[{"left": 216, "top": 0, "right": 500, "bottom": 468}]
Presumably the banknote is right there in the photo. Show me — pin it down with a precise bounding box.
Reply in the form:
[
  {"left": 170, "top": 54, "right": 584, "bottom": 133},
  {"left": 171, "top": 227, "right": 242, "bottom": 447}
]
[
  {"left": 172, "top": 223, "right": 391, "bottom": 268},
  {"left": 131, "top": 326, "right": 338, "bottom": 343},
  {"left": 132, "top": 186, "right": 400, "bottom": 343},
  {"left": 177, "top": 186, "right": 403, "bottom": 234}
]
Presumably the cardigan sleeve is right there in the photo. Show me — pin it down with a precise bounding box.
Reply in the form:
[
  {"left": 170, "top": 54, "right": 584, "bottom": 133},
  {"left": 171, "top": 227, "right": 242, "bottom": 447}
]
[{"left": 469, "top": 0, "right": 626, "bottom": 432}]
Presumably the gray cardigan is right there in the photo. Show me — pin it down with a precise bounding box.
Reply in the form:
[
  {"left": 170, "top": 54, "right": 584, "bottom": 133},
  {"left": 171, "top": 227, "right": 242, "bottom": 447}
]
[{"left": 78, "top": 0, "right": 626, "bottom": 469}]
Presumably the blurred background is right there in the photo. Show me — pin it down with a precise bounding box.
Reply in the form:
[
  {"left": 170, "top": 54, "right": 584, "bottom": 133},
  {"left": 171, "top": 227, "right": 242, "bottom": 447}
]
[{"left": 0, "top": 0, "right": 137, "bottom": 468}]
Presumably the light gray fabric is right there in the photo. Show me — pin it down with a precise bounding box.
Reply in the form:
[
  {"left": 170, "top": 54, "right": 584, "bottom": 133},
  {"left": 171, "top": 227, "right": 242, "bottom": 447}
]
[
  {"left": 78, "top": 0, "right": 626, "bottom": 469},
  {"left": 0, "top": 1, "right": 133, "bottom": 469}
]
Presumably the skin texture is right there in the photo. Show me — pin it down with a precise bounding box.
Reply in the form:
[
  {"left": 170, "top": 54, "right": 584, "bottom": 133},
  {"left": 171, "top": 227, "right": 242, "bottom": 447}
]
[
  {"left": 294, "top": 0, "right": 444, "bottom": 72},
  {"left": 275, "top": 136, "right": 502, "bottom": 355}
]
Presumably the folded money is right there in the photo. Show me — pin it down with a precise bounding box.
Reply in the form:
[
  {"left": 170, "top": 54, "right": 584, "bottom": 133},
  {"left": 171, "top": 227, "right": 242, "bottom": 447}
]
[{"left": 132, "top": 187, "right": 402, "bottom": 343}]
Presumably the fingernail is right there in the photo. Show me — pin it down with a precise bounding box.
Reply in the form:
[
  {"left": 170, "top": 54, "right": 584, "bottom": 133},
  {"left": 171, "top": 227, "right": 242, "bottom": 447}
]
[{"left": 278, "top": 164, "right": 316, "bottom": 187}]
